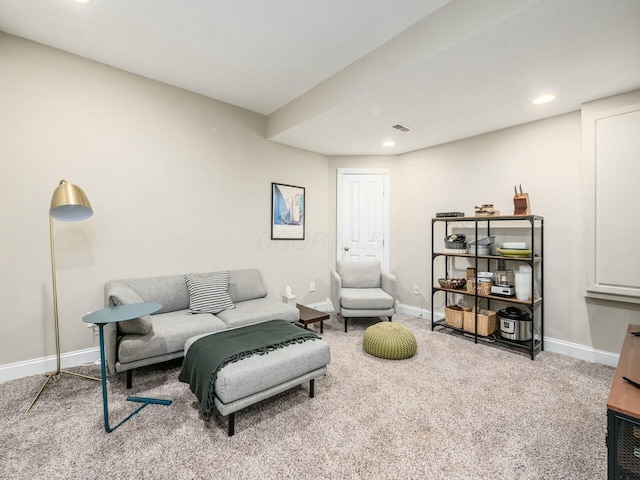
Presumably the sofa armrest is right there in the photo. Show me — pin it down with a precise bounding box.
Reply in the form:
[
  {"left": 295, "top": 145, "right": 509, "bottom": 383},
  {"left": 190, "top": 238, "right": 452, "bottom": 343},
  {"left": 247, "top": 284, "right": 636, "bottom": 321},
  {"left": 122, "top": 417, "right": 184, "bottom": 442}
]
[
  {"left": 101, "top": 292, "right": 119, "bottom": 375},
  {"left": 381, "top": 271, "right": 397, "bottom": 310},
  {"left": 330, "top": 270, "right": 342, "bottom": 314},
  {"left": 104, "top": 281, "right": 154, "bottom": 375}
]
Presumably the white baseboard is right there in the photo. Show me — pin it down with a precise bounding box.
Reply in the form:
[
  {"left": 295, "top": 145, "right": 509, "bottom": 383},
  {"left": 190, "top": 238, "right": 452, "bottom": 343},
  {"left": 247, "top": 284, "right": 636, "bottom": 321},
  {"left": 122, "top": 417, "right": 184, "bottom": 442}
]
[
  {"left": 2, "top": 307, "right": 619, "bottom": 383},
  {"left": 396, "top": 302, "right": 444, "bottom": 321},
  {"left": 3, "top": 302, "right": 335, "bottom": 384},
  {"left": 0, "top": 347, "right": 100, "bottom": 384},
  {"left": 305, "top": 300, "right": 443, "bottom": 320},
  {"left": 543, "top": 337, "right": 619, "bottom": 368},
  {"left": 397, "top": 302, "right": 618, "bottom": 367}
]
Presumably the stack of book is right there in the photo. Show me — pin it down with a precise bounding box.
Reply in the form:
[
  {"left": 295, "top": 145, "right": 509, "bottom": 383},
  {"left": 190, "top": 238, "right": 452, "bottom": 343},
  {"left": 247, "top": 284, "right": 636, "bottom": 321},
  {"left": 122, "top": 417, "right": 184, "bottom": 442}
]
[{"left": 435, "top": 212, "right": 465, "bottom": 218}]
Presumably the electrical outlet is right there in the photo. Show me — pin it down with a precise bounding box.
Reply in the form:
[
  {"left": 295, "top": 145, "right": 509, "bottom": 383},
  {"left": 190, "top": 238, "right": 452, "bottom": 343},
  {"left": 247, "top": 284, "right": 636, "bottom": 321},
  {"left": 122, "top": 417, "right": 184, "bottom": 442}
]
[
  {"left": 309, "top": 281, "right": 316, "bottom": 292},
  {"left": 413, "top": 285, "right": 420, "bottom": 295}
]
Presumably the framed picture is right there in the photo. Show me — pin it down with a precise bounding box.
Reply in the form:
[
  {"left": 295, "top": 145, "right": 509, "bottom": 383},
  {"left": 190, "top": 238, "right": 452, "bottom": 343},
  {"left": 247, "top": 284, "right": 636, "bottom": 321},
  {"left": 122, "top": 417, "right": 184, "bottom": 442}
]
[{"left": 271, "top": 182, "right": 305, "bottom": 240}]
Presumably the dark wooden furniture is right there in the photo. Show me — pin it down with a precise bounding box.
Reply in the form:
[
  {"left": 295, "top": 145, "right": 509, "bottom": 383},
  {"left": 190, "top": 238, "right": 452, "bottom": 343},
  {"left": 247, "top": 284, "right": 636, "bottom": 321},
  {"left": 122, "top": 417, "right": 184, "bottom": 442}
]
[
  {"left": 607, "top": 324, "right": 640, "bottom": 479},
  {"left": 296, "top": 304, "right": 329, "bottom": 334}
]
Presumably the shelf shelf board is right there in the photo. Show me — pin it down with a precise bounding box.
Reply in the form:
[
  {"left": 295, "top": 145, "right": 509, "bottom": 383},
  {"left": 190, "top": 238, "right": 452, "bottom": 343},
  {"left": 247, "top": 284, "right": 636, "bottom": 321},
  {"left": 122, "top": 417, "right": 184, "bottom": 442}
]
[
  {"left": 432, "top": 320, "right": 543, "bottom": 352},
  {"left": 432, "top": 287, "right": 542, "bottom": 305},
  {"left": 433, "top": 252, "right": 541, "bottom": 262},
  {"left": 432, "top": 214, "right": 544, "bottom": 222},
  {"left": 492, "top": 335, "right": 544, "bottom": 352}
]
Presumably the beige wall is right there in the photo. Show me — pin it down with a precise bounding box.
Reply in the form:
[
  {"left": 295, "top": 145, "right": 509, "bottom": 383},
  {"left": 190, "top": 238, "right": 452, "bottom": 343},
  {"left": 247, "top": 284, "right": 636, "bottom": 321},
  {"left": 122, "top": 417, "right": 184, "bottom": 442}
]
[
  {"left": 1, "top": 32, "right": 635, "bottom": 370},
  {"left": 399, "top": 113, "right": 638, "bottom": 353},
  {"left": 329, "top": 113, "right": 639, "bottom": 354},
  {"left": 0, "top": 34, "right": 329, "bottom": 366}
]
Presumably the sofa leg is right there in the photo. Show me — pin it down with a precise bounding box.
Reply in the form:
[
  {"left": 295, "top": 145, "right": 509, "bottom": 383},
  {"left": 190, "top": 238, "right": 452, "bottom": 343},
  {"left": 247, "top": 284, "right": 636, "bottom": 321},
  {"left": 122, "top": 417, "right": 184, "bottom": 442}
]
[
  {"left": 310, "top": 379, "right": 315, "bottom": 398},
  {"left": 126, "top": 370, "right": 132, "bottom": 389},
  {"left": 388, "top": 316, "right": 393, "bottom": 322},
  {"left": 344, "top": 317, "right": 348, "bottom": 333},
  {"left": 228, "top": 412, "right": 235, "bottom": 437}
]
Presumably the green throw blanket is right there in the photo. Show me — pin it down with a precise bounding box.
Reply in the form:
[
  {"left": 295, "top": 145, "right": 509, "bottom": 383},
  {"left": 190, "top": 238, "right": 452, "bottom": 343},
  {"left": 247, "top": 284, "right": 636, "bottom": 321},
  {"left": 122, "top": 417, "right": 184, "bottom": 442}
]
[{"left": 178, "top": 320, "right": 319, "bottom": 419}]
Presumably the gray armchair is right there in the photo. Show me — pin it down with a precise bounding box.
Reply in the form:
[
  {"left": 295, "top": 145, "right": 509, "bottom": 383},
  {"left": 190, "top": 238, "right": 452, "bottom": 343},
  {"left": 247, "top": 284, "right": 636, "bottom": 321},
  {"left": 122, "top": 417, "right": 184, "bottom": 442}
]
[{"left": 330, "top": 260, "right": 396, "bottom": 332}]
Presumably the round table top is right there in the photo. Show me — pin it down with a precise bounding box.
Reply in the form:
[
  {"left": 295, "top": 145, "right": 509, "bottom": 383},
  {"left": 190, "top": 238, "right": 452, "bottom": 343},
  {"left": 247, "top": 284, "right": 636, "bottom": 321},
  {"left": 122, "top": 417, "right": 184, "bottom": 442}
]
[{"left": 82, "top": 302, "right": 162, "bottom": 324}]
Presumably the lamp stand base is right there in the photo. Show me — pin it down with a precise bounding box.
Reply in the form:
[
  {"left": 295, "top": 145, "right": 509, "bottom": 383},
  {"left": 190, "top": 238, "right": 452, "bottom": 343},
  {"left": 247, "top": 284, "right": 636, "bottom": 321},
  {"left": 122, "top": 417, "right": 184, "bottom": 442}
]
[{"left": 25, "top": 369, "right": 100, "bottom": 414}]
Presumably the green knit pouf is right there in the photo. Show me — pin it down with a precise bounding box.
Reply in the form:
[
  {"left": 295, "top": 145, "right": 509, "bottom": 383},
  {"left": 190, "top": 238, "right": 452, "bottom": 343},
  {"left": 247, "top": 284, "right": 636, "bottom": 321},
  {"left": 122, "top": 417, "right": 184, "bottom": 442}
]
[{"left": 363, "top": 322, "right": 417, "bottom": 360}]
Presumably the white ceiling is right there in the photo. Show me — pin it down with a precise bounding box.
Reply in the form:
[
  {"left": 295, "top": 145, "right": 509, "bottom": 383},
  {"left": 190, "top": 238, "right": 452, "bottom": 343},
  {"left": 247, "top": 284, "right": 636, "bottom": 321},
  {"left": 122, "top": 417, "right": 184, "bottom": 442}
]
[{"left": 1, "top": 0, "right": 639, "bottom": 156}]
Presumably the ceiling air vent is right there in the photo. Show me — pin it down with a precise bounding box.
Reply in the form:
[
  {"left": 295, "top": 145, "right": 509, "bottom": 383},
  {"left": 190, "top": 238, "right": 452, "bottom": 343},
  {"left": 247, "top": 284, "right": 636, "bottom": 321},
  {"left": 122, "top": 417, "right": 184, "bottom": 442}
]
[{"left": 391, "top": 124, "right": 410, "bottom": 132}]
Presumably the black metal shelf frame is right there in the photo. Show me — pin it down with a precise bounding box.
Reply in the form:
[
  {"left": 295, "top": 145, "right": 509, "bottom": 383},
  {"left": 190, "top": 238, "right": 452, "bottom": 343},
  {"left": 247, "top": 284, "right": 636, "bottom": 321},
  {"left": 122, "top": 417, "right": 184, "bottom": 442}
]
[{"left": 430, "top": 215, "right": 544, "bottom": 360}]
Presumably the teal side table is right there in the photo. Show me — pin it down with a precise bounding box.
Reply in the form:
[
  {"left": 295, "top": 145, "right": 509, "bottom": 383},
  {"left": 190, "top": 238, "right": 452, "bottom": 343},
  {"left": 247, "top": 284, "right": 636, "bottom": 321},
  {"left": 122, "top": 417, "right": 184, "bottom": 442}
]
[{"left": 83, "top": 302, "right": 171, "bottom": 433}]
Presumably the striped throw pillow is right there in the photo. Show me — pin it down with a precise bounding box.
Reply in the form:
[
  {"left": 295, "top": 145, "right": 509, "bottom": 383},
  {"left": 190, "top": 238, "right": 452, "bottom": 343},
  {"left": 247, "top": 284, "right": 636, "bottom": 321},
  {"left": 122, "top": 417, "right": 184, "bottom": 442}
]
[{"left": 184, "top": 273, "right": 235, "bottom": 315}]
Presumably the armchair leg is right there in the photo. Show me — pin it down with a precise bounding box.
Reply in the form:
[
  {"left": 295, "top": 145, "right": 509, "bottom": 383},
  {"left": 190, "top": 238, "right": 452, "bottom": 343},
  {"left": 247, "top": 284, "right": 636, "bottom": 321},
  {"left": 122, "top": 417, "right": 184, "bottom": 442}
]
[
  {"left": 126, "top": 370, "right": 132, "bottom": 389},
  {"left": 388, "top": 316, "right": 393, "bottom": 322},
  {"left": 344, "top": 317, "right": 349, "bottom": 333}
]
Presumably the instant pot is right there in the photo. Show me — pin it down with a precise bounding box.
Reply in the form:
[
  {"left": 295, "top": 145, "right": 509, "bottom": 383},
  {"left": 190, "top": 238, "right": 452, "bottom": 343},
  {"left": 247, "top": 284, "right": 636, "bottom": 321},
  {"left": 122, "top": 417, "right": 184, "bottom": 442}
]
[{"left": 498, "top": 306, "right": 531, "bottom": 341}]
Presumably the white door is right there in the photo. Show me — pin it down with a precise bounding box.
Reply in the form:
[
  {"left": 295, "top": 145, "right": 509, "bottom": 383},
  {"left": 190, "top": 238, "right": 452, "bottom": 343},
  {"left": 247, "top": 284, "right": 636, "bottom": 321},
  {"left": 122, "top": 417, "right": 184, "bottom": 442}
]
[{"left": 337, "top": 169, "right": 389, "bottom": 270}]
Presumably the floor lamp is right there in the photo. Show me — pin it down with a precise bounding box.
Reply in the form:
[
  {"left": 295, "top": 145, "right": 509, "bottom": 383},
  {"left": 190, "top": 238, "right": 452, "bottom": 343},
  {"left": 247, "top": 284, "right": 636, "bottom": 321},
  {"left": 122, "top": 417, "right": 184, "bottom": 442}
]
[{"left": 25, "top": 180, "right": 100, "bottom": 414}]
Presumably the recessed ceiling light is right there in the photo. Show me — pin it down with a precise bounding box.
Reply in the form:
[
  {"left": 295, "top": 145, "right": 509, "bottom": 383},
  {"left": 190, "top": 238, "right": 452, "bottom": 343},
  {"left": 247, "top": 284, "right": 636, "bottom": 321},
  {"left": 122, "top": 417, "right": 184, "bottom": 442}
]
[
  {"left": 383, "top": 141, "right": 396, "bottom": 147},
  {"left": 532, "top": 94, "right": 556, "bottom": 105},
  {"left": 72, "top": 0, "right": 92, "bottom": 4}
]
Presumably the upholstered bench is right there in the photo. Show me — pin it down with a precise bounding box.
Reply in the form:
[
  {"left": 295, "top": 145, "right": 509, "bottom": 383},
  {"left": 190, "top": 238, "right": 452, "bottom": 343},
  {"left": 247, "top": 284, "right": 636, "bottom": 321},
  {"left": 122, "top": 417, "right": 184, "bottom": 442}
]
[{"left": 181, "top": 321, "right": 331, "bottom": 436}]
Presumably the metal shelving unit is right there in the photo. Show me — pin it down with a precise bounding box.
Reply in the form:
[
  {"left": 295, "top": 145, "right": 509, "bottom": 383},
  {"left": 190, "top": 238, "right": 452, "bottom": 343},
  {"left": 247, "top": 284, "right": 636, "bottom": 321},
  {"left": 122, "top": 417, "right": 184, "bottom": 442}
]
[{"left": 430, "top": 214, "right": 544, "bottom": 359}]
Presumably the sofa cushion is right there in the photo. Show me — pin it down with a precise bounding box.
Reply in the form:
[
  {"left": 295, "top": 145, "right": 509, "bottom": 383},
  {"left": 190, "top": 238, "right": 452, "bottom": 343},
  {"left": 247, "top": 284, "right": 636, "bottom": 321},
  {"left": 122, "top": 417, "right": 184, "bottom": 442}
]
[
  {"left": 216, "top": 298, "right": 299, "bottom": 329},
  {"left": 117, "top": 275, "right": 189, "bottom": 314},
  {"left": 187, "top": 269, "right": 268, "bottom": 303},
  {"left": 215, "top": 339, "right": 331, "bottom": 404},
  {"left": 340, "top": 288, "right": 394, "bottom": 310},
  {"left": 118, "top": 310, "right": 227, "bottom": 364},
  {"left": 184, "top": 273, "right": 235, "bottom": 315},
  {"left": 107, "top": 283, "right": 153, "bottom": 335},
  {"left": 337, "top": 261, "right": 382, "bottom": 288},
  {"left": 228, "top": 269, "right": 268, "bottom": 303}
]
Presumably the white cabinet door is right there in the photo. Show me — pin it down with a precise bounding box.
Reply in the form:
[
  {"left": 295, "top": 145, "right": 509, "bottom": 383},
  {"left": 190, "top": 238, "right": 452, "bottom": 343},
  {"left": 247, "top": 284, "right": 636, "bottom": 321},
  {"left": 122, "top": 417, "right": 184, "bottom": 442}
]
[{"left": 583, "top": 90, "right": 640, "bottom": 303}]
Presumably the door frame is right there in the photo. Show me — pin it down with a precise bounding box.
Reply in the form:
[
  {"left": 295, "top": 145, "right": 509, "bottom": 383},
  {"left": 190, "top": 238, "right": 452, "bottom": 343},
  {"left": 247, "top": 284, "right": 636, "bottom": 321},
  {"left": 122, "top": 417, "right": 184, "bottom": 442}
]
[{"left": 336, "top": 168, "right": 390, "bottom": 271}]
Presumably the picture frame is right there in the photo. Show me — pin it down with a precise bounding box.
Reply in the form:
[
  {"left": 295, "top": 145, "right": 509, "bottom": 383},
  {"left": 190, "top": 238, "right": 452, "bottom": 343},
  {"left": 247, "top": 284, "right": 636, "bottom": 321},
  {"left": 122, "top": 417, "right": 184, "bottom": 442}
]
[{"left": 271, "top": 182, "right": 305, "bottom": 240}]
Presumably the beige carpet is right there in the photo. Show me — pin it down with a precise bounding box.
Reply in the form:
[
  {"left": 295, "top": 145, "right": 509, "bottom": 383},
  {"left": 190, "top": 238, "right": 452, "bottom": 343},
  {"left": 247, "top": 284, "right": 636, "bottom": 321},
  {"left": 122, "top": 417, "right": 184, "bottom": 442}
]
[{"left": 0, "top": 313, "right": 613, "bottom": 479}]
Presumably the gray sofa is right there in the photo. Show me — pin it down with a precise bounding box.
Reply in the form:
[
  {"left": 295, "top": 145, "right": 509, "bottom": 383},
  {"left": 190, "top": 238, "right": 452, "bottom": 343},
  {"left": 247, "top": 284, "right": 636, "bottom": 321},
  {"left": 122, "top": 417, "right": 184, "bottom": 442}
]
[{"left": 104, "top": 269, "right": 299, "bottom": 387}]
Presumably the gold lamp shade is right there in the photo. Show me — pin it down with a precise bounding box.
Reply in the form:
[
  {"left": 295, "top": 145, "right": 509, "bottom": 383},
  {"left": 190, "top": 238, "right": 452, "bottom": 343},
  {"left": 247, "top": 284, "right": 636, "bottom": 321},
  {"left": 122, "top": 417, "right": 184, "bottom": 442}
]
[{"left": 50, "top": 180, "right": 93, "bottom": 222}]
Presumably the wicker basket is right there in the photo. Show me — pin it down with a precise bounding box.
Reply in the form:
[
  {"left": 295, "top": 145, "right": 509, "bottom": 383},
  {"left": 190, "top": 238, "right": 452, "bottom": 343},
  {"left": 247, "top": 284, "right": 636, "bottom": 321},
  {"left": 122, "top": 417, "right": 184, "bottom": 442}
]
[
  {"left": 439, "top": 278, "right": 467, "bottom": 290},
  {"left": 466, "top": 279, "right": 493, "bottom": 296},
  {"left": 463, "top": 308, "right": 498, "bottom": 336},
  {"left": 444, "top": 306, "right": 470, "bottom": 329}
]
